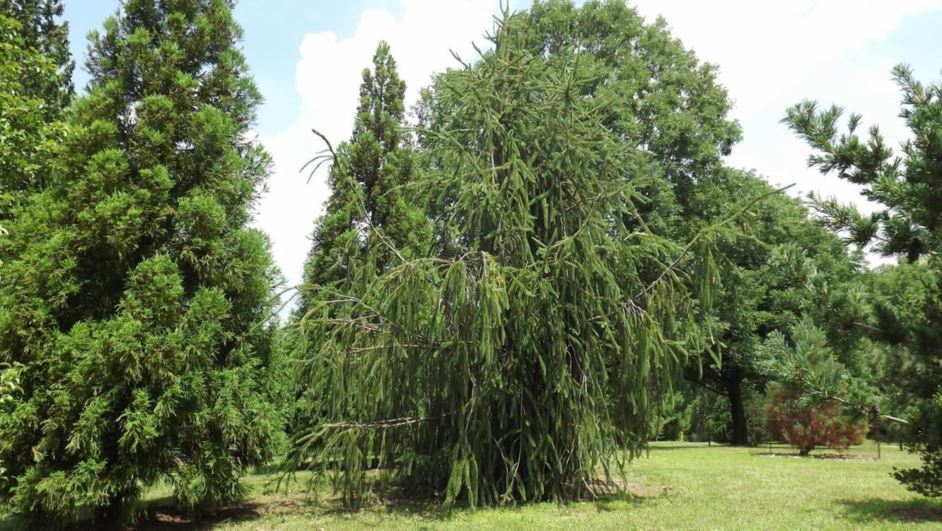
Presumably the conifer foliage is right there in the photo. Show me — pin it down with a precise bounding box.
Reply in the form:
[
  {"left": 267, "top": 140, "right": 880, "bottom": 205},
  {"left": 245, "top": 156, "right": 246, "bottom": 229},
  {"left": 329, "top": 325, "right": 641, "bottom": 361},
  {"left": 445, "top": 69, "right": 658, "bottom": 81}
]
[
  {"left": 290, "top": 10, "right": 723, "bottom": 508},
  {"left": 293, "top": 42, "right": 429, "bottom": 430},
  {"left": 0, "top": 0, "right": 73, "bottom": 119},
  {"left": 299, "top": 41, "right": 427, "bottom": 314},
  {"left": 0, "top": 0, "right": 71, "bottom": 219},
  {"left": 0, "top": 0, "right": 282, "bottom": 524},
  {"left": 785, "top": 65, "right": 942, "bottom": 497}
]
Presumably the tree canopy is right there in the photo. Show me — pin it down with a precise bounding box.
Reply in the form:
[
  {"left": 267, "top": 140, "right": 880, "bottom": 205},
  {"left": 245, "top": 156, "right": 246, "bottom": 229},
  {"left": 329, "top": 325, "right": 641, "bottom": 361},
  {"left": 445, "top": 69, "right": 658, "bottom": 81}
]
[
  {"left": 677, "top": 169, "right": 865, "bottom": 444},
  {"left": 785, "top": 64, "right": 942, "bottom": 497},
  {"left": 288, "top": 3, "right": 748, "bottom": 508},
  {"left": 0, "top": 2, "right": 70, "bottom": 220},
  {"left": 0, "top": 0, "right": 284, "bottom": 524},
  {"left": 1, "top": 0, "right": 941, "bottom": 525}
]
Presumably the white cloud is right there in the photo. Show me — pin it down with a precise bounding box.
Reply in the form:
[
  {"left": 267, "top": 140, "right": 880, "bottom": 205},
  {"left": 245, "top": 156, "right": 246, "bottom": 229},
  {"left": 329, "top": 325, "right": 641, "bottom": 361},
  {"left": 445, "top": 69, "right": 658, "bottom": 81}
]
[
  {"left": 631, "top": 1, "right": 939, "bottom": 115},
  {"left": 256, "top": 0, "right": 942, "bottom": 296},
  {"left": 254, "top": 0, "right": 501, "bottom": 295},
  {"left": 628, "top": 0, "right": 942, "bottom": 265},
  {"left": 630, "top": 0, "right": 942, "bottom": 208}
]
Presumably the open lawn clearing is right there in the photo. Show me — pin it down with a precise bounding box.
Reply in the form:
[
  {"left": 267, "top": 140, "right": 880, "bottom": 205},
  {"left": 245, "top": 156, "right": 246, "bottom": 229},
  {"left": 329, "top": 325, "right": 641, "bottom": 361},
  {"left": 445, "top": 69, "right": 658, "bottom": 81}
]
[{"left": 123, "top": 442, "right": 942, "bottom": 530}]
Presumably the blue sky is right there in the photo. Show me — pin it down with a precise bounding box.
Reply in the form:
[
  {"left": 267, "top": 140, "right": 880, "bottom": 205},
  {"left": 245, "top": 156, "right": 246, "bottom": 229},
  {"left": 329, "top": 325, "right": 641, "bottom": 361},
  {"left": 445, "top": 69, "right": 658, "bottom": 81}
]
[
  {"left": 66, "top": 0, "right": 403, "bottom": 134},
  {"left": 61, "top": 1, "right": 942, "bottom": 293}
]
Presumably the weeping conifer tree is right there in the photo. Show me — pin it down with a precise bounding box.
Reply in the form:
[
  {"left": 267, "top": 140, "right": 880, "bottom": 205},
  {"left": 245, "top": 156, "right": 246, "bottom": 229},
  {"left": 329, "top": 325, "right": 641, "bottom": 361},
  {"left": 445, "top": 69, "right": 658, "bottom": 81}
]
[
  {"left": 290, "top": 9, "right": 729, "bottom": 508},
  {"left": 0, "top": 0, "right": 283, "bottom": 524}
]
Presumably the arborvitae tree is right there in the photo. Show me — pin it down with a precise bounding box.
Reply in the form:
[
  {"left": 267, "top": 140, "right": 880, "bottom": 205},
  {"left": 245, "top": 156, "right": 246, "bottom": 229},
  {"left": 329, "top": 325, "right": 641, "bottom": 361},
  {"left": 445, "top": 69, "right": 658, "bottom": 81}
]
[
  {"left": 290, "top": 8, "right": 733, "bottom": 508},
  {"left": 785, "top": 65, "right": 942, "bottom": 496},
  {"left": 0, "top": 0, "right": 283, "bottom": 524},
  {"left": 0, "top": 2, "right": 70, "bottom": 219}
]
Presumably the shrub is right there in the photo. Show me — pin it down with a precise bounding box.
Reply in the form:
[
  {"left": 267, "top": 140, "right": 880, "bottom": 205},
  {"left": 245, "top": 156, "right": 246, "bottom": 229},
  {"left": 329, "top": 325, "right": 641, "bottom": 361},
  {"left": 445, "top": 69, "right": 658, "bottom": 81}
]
[{"left": 766, "top": 384, "right": 867, "bottom": 455}]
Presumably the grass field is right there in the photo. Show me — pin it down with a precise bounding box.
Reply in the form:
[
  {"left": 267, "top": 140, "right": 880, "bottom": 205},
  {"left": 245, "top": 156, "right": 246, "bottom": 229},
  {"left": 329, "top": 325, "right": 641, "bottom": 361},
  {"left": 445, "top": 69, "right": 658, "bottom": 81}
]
[{"left": 130, "top": 441, "right": 942, "bottom": 530}]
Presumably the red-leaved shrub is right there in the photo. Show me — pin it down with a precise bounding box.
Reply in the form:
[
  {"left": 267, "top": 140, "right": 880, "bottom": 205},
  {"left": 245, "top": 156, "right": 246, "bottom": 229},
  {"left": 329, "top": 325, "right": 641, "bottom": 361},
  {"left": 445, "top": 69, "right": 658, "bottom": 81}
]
[{"left": 766, "top": 386, "right": 868, "bottom": 456}]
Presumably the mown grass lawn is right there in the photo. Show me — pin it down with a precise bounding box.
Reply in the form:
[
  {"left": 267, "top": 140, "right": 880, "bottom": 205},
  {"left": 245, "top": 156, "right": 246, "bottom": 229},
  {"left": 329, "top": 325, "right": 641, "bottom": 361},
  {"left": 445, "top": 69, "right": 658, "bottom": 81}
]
[{"left": 132, "top": 441, "right": 942, "bottom": 530}]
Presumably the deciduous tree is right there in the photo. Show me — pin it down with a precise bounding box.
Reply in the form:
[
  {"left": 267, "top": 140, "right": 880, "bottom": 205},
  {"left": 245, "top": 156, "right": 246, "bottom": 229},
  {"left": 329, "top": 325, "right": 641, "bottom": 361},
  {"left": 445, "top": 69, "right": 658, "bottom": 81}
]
[{"left": 679, "top": 169, "right": 864, "bottom": 445}]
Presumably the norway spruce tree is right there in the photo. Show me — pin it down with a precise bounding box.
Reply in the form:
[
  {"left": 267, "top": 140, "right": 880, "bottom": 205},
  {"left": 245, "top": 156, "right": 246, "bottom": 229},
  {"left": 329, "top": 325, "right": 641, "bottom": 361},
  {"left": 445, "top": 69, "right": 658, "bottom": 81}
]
[
  {"left": 291, "top": 7, "right": 731, "bottom": 507},
  {"left": 0, "top": 0, "right": 282, "bottom": 524}
]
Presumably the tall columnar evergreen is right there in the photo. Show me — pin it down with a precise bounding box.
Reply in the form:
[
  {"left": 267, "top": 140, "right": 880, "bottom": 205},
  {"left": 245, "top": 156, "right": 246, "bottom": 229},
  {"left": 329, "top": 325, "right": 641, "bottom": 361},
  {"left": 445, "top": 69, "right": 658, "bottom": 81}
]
[
  {"left": 785, "top": 65, "right": 942, "bottom": 496},
  {"left": 290, "top": 8, "right": 728, "bottom": 508},
  {"left": 0, "top": 0, "right": 283, "bottom": 524},
  {"left": 294, "top": 42, "right": 428, "bottom": 424},
  {"left": 299, "top": 41, "right": 427, "bottom": 313},
  {"left": 293, "top": 41, "right": 430, "bottom": 469}
]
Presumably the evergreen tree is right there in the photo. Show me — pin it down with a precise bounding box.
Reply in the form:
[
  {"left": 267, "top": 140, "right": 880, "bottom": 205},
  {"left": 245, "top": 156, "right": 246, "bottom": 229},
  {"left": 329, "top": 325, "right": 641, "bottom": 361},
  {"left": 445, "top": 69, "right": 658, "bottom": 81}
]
[
  {"left": 294, "top": 42, "right": 429, "bottom": 426},
  {"left": 759, "top": 319, "right": 871, "bottom": 456},
  {"left": 0, "top": 0, "right": 283, "bottom": 524},
  {"left": 785, "top": 65, "right": 942, "bottom": 496},
  {"left": 0, "top": 0, "right": 73, "bottom": 118},
  {"left": 0, "top": 2, "right": 70, "bottom": 219},
  {"left": 290, "top": 8, "right": 732, "bottom": 508},
  {"left": 416, "top": 0, "right": 742, "bottom": 236},
  {"left": 299, "top": 41, "right": 427, "bottom": 315}
]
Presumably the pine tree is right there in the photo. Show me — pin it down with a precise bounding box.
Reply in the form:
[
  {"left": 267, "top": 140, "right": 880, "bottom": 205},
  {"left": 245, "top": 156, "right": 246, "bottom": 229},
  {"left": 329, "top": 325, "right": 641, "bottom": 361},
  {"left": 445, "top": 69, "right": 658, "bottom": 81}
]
[
  {"left": 0, "top": 0, "right": 283, "bottom": 524},
  {"left": 785, "top": 65, "right": 942, "bottom": 496},
  {"left": 760, "top": 319, "right": 870, "bottom": 456},
  {"left": 289, "top": 8, "right": 728, "bottom": 508}
]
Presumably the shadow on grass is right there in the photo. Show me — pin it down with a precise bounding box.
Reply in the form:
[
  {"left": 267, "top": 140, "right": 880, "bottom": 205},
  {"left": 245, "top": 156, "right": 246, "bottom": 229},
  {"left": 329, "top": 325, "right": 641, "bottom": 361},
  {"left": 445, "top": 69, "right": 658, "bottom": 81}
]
[
  {"left": 129, "top": 485, "right": 456, "bottom": 529},
  {"left": 130, "top": 479, "right": 665, "bottom": 529},
  {"left": 646, "top": 444, "right": 729, "bottom": 450},
  {"left": 838, "top": 498, "right": 942, "bottom": 525},
  {"left": 1, "top": 507, "right": 263, "bottom": 531},
  {"left": 1, "top": 475, "right": 667, "bottom": 529},
  {"left": 133, "top": 503, "right": 263, "bottom": 530}
]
